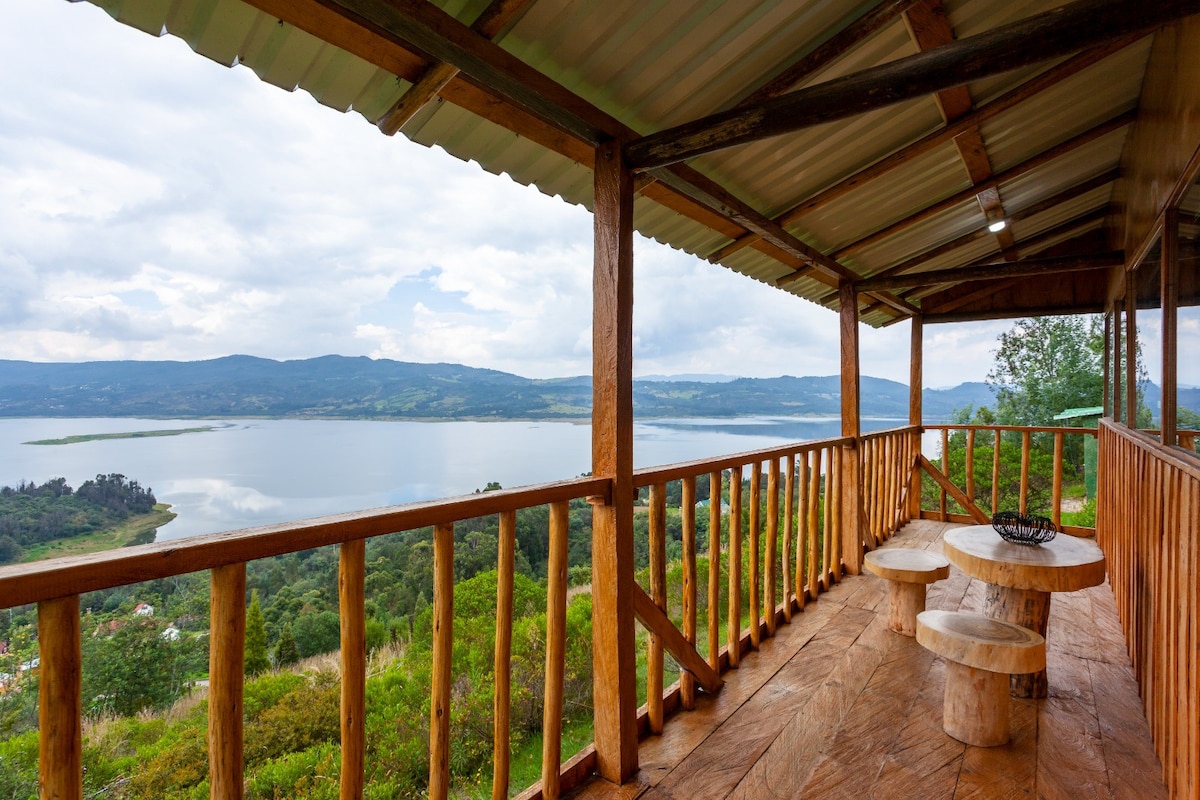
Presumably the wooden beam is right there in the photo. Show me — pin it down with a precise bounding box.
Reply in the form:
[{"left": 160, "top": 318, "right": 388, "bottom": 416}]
[
  {"left": 707, "top": 39, "right": 1133, "bottom": 264},
  {"left": 591, "top": 139, "right": 639, "bottom": 782},
  {"left": 857, "top": 252, "right": 1125, "bottom": 291},
  {"left": 623, "top": 0, "right": 1196, "bottom": 170},
  {"left": 736, "top": 0, "right": 921, "bottom": 107},
  {"left": 332, "top": 0, "right": 611, "bottom": 143},
  {"left": 631, "top": 585, "right": 723, "bottom": 694},
  {"left": 377, "top": 0, "right": 534, "bottom": 135},
  {"left": 39, "top": 596, "right": 82, "bottom": 800},
  {"left": 833, "top": 111, "right": 1134, "bottom": 259}
]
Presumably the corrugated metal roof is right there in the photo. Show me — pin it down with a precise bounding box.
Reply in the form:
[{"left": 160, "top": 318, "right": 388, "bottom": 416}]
[{"left": 82, "top": 0, "right": 1171, "bottom": 326}]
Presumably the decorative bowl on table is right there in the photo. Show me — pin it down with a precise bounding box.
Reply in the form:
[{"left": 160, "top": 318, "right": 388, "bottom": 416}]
[{"left": 991, "top": 511, "right": 1058, "bottom": 546}]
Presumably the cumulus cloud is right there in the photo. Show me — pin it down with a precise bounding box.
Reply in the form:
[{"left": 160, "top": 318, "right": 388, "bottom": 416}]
[{"left": 0, "top": 0, "right": 1010, "bottom": 387}]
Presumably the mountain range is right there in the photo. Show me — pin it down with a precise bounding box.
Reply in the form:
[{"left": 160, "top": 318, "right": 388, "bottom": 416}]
[{"left": 0, "top": 355, "right": 1189, "bottom": 422}]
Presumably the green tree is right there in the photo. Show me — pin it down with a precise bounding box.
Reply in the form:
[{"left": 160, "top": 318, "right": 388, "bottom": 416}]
[
  {"left": 988, "top": 316, "right": 1104, "bottom": 426},
  {"left": 246, "top": 590, "right": 270, "bottom": 676},
  {"left": 274, "top": 621, "right": 299, "bottom": 667}
]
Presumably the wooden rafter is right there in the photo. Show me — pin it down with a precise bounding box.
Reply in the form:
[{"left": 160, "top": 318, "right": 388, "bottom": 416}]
[
  {"left": 856, "top": 252, "right": 1125, "bottom": 291},
  {"left": 904, "top": 0, "right": 1016, "bottom": 253},
  {"left": 376, "top": 0, "right": 535, "bottom": 135},
  {"left": 622, "top": 0, "right": 1199, "bottom": 171},
  {"left": 831, "top": 111, "right": 1134, "bottom": 260},
  {"left": 721, "top": 39, "right": 1133, "bottom": 278}
]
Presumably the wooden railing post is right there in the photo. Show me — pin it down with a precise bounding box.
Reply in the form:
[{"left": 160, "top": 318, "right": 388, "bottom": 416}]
[
  {"left": 590, "top": 137, "right": 638, "bottom": 782},
  {"left": 748, "top": 462, "right": 761, "bottom": 649},
  {"left": 707, "top": 471, "right": 721, "bottom": 673},
  {"left": 765, "top": 457, "right": 779, "bottom": 636},
  {"left": 340, "top": 540, "right": 366, "bottom": 800},
  {"left": 493, "top": 510, "right": 516, "bottom": 800},
  {"left": 429, "top": 522, "right": 454, "bottom": 799},
  {"left": 680, "top": 477, "right": 698, "bottom": 709},
  {"left": 782, "top": 455, "right": 796, "bottom": 621},
  {"left": 728, "top": 465, "right": 743, "bottom": 667},
  {"left": 39, "top": 595, "right": 82, "bottom": 800},
  {"left": 209, "top": 563, "right": 246, "bottom": 800},
  {"left": 647, "top": 483, "right": 667, "bottom": 733},
  {"left": 839, "top": 281, "right": 864, "bottom": 574},
  {"left": 542, "top": 502, "right": 569, "bottom": 799}
]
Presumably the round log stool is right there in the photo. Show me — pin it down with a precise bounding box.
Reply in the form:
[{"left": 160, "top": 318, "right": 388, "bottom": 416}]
[
  {"left": 916, "top": 610, "right": 1046, "bottom": 747},
  {"left": 864, "top": 549, "right": 950, "bottom": 636}
]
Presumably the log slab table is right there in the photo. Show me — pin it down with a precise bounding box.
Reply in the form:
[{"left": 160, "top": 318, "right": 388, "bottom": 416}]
[
  {"left": 864, "top": 549, "right": 950, "bottom": 636},
  {"left": 941, "top": 525, "right": 1105, "bottom": 698},
  {"left": 916, "top": 610, "right": 1045, "bottom": 747}
]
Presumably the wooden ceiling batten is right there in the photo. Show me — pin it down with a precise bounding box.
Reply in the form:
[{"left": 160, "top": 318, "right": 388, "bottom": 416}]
[
  {"left": 713, "top": 39, "right": 1135, "bottom": 270},
  {"left": 376, "top": 0, "right": 535, "bottom": 135},
  {"left": 622, "top": 0, "right": 1199, "bottom": 171},
  {"left": 831, "top": 110, "right": 1135, "bottom": 260}
]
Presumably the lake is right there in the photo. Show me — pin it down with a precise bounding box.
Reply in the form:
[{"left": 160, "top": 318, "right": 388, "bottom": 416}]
[{"left": 0, "top": 416, "right": 903, "bottom": 541}]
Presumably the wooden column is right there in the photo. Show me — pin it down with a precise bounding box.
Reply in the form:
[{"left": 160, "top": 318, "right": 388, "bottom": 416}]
[
  {"left": 429, "top": 522, "right": 454, "bottom": 799},
  {"left": 1126, "top": 271, "right": 1139, "bottom": 428},
  {"left": 1162, "top": 210, "right": 1179, "bottom": 446},
  {"left": 909, "top": 316, "right": 924, "bottom": 520},
  {"left": 39, "top": 595, "right": 82, "bottom": 800},
  {"left": 209, "top": 564, "right": 246, "bottom": 800},
  {"left": 340, "top": 540, "right": 366, "bottom": 800},
  {"left": 591, "top": 137, "right": 639, "bottom": 782},
  {"left": 1113, "top": 300, "right": 1124, "bottom": 423},
  {"left": 1102, "top": 309, "right": 1111, "bottom": 417},
  {"left": 839, "top": 281, "right": 863, "bottom": 574}
]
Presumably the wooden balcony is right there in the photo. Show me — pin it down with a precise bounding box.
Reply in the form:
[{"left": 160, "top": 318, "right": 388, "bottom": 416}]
[{"left": 570, "top": 518, "right": 1168, "bottom": 800}]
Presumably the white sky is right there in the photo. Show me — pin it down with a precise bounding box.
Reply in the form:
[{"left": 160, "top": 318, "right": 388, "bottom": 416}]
[{"left": 8, "top": 0, "right": 1182, "bottom": 388}]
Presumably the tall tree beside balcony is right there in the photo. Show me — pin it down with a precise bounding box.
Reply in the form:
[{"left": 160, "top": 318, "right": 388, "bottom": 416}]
[
  {"left": 245, "top": 590, "right": 269, "bottom": 676},
  {"left": 988, "top": 316, "right": 1105, "bottom": 426}
]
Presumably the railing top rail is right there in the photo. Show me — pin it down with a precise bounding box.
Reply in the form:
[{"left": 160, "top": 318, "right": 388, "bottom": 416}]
[
  {"left": 1100, "top": 418, "right": 1200, "bottom": 480},
  {"left": 926, "top": 424, "right": 1097, "bottom": 436},
  {"left": 0, "top": 475, "right": 610, "bottom": 610},
  {"left": 632, "top": 434, "right": 855, "bottom": 486},
  {"left": 857, "top": 424, "right": 922, "bottom": 442}
]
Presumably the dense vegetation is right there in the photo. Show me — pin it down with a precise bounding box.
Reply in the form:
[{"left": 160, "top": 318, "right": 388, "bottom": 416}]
[{"left": 0, "top": 474, "right": 159, "bottom": 564}]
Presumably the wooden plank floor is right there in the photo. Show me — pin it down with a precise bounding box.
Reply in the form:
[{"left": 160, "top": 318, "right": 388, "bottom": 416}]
[{"left": 570, "top": 520, "right": 1168, "bottom": 800}]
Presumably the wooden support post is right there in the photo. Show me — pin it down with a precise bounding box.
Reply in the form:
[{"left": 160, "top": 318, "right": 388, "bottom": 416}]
[
  {"left": 839, "top": 281, "right": 864, "bottom": 575},
  {"left": 1162, "top": 210, "right": 1178, "bottom": 446},
  {"left": 1113, "top": 300, "right": 1124, "bottom": 423},
  {"left": 1103, "top": 309, "right": 1112, "bottom": 417},
  {"left": 340, "top": 540, "right": 366, "bottom": 800},
  {"left": 39, "top": 595, "right": 82, "bottom": 800},
  {"left": 1126, "top": 270, "right": 1139, "bottom": 428},
  {"left": 209, "top": 564, "right": 246, "bottom": 800},
  {"left": 493, "top": 510, "right": 516, "bottom": 800},
  {"left": 590, "top": 138, "right": 639, "bottom": 782},
  {"left": 429, "top": 522, "right": 455, "bottom": 800},
  {"left": 909, "top": 316, "right": 925, "bottom": 521}
]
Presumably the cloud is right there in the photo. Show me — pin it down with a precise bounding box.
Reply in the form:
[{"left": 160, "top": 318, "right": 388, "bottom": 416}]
[{"left": 0, "top": 0, "right": 1013, "bottom": 388}]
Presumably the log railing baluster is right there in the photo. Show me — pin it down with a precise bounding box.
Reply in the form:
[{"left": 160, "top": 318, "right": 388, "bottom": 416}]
[
  {"left": 965, "top": 428, "right": 976, "bottom": 507},
  {"left": 795, "top": 452, "right": 808, "bottom": 609},
  {"left": 727, "top": 465, "right": 742, "bottom": 668},
  {"left": 992, "top": 429, "right": 1001, "bottom": 515},
  {"left": 429, "top": 522, "right": 454, "bottom": 800},
  {"left": 1019, "top": 430, "right": 1032, "bottom": 515},
  {"left": 808, "top": 449, "right": 821, "bottom": 599},
  {"left": 782, "top": 455, "right": 795, "bottom": 622},
  {"left": 765, "top": 458, "right": 779, "bottom": 637},
  {"left": 940, "top": 428, "right": 950, "bottom": 519},
  {"left": 708, "top": 471, "right": 721, "bottom": 673},
  {"left": 831, "top": 446, "right": 843, "bottom": 583},
  {"left": 1051, "top": 432, "right": 1064, "bottom": 527},
  {"left": 340, "top": 540, "right": 366, "bottom": 800},
  {"left": 748, "top": 462, "right": 761, "bottom": 649},
  {"left": 680, "top": 477, "right": 697, "bottom": 709},
  {"left": 647, "top": 483, "right": 667, "bottom": 733},
  {"left": 38, "top": 595, "right": 82, "bottom": 800},
  {"left": 210, "top": 563, "right": 246, "bottom": 800},
  {"left": 542, "top": 501, "right": 569, "bottom": 799},
  {"left": 493, "top": 510, "right": 516, "bottom": 800}
]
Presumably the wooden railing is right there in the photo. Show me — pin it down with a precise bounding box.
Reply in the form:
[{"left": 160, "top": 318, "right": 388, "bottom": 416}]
[
  {"left": 0, "top": 428, "right": 927, "bottom": 800},
  {"left": 0, "top": 476, "right": 609, "bottom": 800},
  {"left": 1096, "top": 419, "right": 1199, "bottom": 800},
  {"left": 919, "top": 424, "right": 1099, "bottom": 535}
]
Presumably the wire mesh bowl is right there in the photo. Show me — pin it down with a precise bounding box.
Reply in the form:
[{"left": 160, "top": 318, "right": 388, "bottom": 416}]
[{"left": 991, "top": 511, "right": 1058, "bottom": 546}]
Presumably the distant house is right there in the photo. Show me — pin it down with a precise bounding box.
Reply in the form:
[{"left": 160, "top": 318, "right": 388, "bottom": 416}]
[
  {"left": 0, "top": 640, "right": 8, "bottom": 655},
  {"left": 161, "top": 626, "right": 181, "bottom": 641},
  {"left": 133, "top": 603, "right": 154, "bottom": 617}
]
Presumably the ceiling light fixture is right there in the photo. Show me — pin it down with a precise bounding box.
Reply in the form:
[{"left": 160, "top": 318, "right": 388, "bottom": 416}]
[{"left": 988, "top": 219, "right": 1008, "bottom": 233}]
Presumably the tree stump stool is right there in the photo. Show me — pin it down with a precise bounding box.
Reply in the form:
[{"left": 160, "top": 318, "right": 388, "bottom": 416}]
[
  {"left": 916, "top": 610, "right": 1045, "bottom": 747},
  {"left": 864, "top": 549, "right": 950, "bottom": 636}
]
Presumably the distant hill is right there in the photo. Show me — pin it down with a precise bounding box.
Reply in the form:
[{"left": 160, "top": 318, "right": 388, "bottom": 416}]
[{"left": 0, "top": 355, "right": 1011, "bottom": 421}]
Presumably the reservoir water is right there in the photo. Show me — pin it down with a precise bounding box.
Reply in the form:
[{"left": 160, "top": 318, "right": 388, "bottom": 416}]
[{"left": 0, "top": 417, "right": 902, "bottom": 540}]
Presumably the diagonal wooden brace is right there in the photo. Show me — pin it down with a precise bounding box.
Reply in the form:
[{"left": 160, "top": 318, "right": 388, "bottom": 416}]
[
  {"left": 632, "top": 585, "right": 723, "bottom": 695},
  {"left": 919, "top": 455, "right": 990, "bottom": 523}
]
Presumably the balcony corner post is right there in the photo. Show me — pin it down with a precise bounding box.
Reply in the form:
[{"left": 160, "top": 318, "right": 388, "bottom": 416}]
[
  {"left": 839, "top": 281, "right": 865, "bottom": 574},
  {"left": 909, "top": 315, "right": 924, "bottom": 521},
  {"left": 591, "top": 137, "right": 640, "bottom": 783}
]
